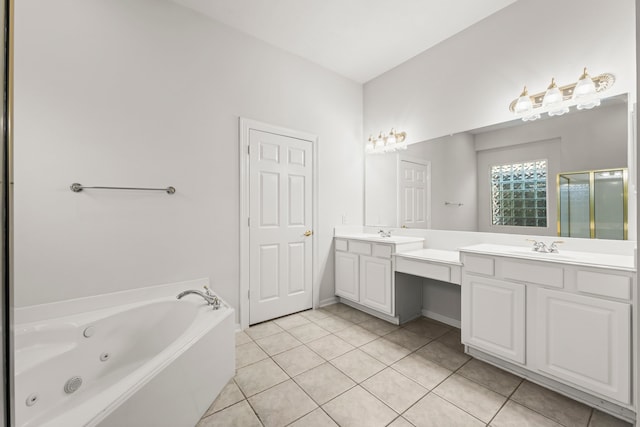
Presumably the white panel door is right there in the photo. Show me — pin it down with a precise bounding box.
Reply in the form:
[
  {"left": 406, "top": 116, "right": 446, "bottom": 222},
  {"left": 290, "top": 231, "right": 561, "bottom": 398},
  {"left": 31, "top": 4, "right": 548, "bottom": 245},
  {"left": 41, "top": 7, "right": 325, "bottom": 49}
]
[
  {"left": 249, "top": 129, "right": 313, "bottom": 324},
  {"left": 462, "top": 275, "right": 526, "bottom": 364},
  {"left": 535, "top": 288, "right": 630, "bottom": 403},
  {"left": 399, "top": 160, "right": 429, "bottom": 228},
  {"left": 359, "top": 255, "right": 393, "bottom": 315},
  {"left": 335, "top": 251, "right": 359, "bottom": 302}
]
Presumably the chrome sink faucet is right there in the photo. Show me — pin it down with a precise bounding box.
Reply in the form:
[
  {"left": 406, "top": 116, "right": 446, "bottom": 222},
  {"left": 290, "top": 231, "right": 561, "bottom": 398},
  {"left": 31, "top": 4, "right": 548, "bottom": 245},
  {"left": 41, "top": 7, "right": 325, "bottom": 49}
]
[
  {"left": 527, "top": 239, "right": 563, "bottom": 253},
  {"left": 177, "top": 285, "right": 221, "bottom": 309},
  {"left": 378, "top": 229, "right": 391, "bottom": 238}
]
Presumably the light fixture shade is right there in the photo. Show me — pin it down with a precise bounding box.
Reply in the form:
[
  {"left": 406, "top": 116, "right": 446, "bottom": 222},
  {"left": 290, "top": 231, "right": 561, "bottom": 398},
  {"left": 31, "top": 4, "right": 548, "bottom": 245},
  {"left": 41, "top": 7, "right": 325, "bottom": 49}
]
[
  {"left": 514, "top": 86, "right": 540, "bottom": 121},
  {"left": 572, "top": 68, "right": 600, "bottom": 110},
  {"left": 514, "top": 87, "right": 533, "bottom": 114},
  {"left": 521, "top": 112, "right": 541, "bottom": 122},
  {"left": 542, "top": 78, "right": 569, "bottom": 116},
  {"left": 366, "top": 129, "right": 407, "bottom": 154},
  {"left": 365, "top": 135, "right": 375, "bottom": 153},
  {"left": 386, "top": 128, "right": 397, "bottom": 145}
]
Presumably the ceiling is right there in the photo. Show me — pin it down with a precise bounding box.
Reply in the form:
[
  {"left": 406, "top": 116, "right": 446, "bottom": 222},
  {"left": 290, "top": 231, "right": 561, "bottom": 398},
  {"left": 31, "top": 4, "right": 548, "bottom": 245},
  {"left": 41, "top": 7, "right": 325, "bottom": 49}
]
[{"left": 169, "top": 0, "right": 518, "bottom": 83}]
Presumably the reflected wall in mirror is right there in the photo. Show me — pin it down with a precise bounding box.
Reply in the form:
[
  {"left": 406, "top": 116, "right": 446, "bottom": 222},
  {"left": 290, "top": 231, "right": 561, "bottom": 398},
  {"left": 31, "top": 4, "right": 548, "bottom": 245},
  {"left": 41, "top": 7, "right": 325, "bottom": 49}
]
[
  {"left": 364, "top": 94, "right": 634, "bottom": 240},
  {"left": 558, "top": 168, "right": 628, "bottom": 240}
]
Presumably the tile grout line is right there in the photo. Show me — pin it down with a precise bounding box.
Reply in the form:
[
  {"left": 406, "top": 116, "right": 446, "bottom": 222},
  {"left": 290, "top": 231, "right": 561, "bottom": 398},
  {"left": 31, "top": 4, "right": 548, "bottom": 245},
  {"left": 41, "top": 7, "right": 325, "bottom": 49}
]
[
  {"left": 484, "top": 377, "right": 525, "bottom": 426},
  {"left": 508, "top": 380, "right": 588, "bottom": 427},
  {"left": 232, "top": 307, "right": 607, "bottom": 427}
]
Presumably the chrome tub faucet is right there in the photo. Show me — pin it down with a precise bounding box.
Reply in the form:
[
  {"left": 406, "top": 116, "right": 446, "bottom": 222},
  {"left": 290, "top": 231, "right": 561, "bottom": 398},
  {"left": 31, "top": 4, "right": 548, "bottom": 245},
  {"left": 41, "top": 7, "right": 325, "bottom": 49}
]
[{"left": 177, "top": 285, "right": 221, "bottom": 309}]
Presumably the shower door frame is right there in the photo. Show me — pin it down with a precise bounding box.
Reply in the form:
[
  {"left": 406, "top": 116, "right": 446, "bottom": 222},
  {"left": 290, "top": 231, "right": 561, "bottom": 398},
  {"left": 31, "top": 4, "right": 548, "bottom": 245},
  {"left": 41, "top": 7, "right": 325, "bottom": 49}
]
[
  {"left": 556, "top": 168, "right": 628, "bottom": 240},
  {"left": 2, "top": 0, "right": 12, "bottom": 425}
]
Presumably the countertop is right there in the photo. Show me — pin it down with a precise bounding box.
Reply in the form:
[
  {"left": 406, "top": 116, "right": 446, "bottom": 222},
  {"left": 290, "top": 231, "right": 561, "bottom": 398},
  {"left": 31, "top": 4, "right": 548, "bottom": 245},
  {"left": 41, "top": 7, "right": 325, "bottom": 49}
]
[
  {"left": 394, "top": 248, "right": 462, "bottom": 266},
  {"left": 459, "top": 243, "right": 636, "bottom": 271},
  {"left": 334, "top": 233, "right": 425, "bottom": 245}
]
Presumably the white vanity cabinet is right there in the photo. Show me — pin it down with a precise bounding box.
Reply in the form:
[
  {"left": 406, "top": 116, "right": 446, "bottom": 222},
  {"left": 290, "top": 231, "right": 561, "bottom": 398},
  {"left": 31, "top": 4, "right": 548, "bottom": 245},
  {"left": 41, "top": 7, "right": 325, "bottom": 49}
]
[
  {"left": 462, "top": 275, "right": 525, "bottom": 364},
  {"left": 461, "top": 250, "right": 634, "bottom": 409},
  {"left": 335, "top": 251, "right": 359, "bottom": 301},
  {"left": 334, "top": 236, "right": 423, "bottom": 319},
  {"left": 534, "top": 288, "right": 630, "bottom": 403},
  {"left": 360, "top": 255, "right": 393, "bottom": 313},
  {"left": 335, "top": 238, "right": 394, "bottom": 315}
]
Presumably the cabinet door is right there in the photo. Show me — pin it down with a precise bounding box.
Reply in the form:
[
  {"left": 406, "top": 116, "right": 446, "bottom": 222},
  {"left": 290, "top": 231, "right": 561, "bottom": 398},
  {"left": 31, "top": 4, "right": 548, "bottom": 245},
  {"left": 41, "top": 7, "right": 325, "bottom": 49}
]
[
  {"left": 335, "top": 251, "right": 359, "bottom": 302},
  {"left": 462, "top": 275, "right": 525, "bottom": 364},
  {"left": 535, "top": 289, "right": 630, "bottom": 404},
  {"left": 359, "top": 256, "right": 393, "bottom": 315}
]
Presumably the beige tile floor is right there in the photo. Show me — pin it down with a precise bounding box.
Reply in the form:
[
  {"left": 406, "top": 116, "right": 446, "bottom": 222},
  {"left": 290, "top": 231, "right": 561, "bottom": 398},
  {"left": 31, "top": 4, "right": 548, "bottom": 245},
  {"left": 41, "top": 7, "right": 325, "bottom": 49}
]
[{"left": 197, "top": 303, "right": 631, "bottom": 427}]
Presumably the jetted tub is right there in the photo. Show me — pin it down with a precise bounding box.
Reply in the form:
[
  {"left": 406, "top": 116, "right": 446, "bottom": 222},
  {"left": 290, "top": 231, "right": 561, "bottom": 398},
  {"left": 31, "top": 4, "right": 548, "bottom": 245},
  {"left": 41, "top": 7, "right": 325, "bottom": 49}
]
[{"left": 15, "top": 279, "right": 235, "bottom": 427}]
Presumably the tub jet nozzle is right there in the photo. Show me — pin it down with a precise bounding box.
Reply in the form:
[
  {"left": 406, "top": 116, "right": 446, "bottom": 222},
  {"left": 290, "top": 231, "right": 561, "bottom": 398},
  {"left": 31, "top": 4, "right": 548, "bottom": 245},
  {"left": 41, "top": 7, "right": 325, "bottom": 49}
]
[{"left": 64, "top": 376, "right": 83, "bottom": 394}]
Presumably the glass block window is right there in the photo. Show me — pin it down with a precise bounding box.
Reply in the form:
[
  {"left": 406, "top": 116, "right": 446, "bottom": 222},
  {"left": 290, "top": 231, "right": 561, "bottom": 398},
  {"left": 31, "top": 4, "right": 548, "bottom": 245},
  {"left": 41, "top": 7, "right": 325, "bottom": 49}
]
[{"left": 491, "top": 160, "right": 547, "bottom": 227}]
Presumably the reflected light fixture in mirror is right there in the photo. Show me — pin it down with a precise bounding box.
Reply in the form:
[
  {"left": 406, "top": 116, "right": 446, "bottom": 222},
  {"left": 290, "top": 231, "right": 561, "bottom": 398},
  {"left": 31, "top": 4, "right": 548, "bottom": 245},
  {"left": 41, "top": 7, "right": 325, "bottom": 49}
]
[
  {"left": 509, "top": 68, "right": 615, "bottom": 121},
  {"left": 366, "top": 128, "right": 407, "bottom": 154}
]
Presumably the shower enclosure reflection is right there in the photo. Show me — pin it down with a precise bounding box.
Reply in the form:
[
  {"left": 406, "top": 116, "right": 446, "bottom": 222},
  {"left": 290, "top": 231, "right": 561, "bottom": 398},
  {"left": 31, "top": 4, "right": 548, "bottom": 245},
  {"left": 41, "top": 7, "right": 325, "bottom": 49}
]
[{"left": 558, "top": 168, "right": 627, "bottom": 240}]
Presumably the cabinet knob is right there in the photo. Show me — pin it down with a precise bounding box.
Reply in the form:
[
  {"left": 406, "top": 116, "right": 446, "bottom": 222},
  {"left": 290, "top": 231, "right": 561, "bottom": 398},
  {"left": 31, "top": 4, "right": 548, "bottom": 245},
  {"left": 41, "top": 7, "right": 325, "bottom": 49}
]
[{"left": 304, "top": 230, "right": 313, "bottom": 237}]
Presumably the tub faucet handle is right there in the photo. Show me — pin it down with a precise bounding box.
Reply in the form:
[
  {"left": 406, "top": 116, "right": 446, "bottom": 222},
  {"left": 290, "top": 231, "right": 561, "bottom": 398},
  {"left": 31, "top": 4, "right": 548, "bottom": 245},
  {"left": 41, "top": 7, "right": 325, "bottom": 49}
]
[{"left": 204, "top": 285, "right": 213, "bottom": 296}]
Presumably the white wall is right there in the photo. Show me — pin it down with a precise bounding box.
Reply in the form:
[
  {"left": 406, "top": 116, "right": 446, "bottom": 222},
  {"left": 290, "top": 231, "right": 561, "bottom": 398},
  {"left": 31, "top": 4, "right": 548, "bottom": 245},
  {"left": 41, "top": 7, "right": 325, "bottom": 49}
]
[
  {"left": 476, "top": 102, "right": 628, "bottom": 235},
  {"left": 14, "top": 0, "right": 364, "bottom": 310},
  {"left": 364, "top": 0, "right": 636, "bottom": 145}
]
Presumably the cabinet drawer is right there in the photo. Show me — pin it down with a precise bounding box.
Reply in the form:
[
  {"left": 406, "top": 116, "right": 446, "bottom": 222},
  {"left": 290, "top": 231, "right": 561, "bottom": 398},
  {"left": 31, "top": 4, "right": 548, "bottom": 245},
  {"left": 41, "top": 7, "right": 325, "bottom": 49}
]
[
  {"left": 373, "top": 244, "right": 392, "bottom": 259},
  {"left": 502, "top": 260, "right": 563, "bottom": 288},
  {"left": 335, "top": 239, "right": 348, "bottom": 252},
  {"left": 396, "top": 257, "right": 451, "bottom": 282},
  {"left": 464, "top": 255, "right": 495, "bottom": 276},
  {"left": 576, "top": 270, "right": 631, "bottom": 300},
  {"left": 349, "top": 241, "right": 372, "bottom": 255}
]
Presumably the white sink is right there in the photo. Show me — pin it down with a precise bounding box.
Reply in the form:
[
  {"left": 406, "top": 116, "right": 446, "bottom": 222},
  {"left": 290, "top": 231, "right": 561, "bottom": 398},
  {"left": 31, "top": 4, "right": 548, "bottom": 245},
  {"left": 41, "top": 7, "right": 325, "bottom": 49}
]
[
  {"left": 501, "top": 247, "right": 581, "bottom": 261},
  {"left": 459, "top": 243, "right": 635, "bottom": 270}
]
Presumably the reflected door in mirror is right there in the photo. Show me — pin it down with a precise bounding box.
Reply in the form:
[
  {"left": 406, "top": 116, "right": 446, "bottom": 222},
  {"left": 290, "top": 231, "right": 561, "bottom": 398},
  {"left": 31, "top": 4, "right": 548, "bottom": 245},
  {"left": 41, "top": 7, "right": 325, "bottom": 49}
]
[{"left": 400, "top": 160, "right": 429, "bottom": 228}]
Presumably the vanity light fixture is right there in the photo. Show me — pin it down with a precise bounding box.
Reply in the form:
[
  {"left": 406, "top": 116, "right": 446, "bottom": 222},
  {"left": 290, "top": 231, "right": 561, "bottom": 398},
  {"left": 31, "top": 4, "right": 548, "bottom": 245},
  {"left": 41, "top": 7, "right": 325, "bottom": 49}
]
[
  {"left": 366, "top": 128, "right": 407, "bottom": 154},
  {"left": 509, "top": 68, "right": 615, "bottom": 121}
]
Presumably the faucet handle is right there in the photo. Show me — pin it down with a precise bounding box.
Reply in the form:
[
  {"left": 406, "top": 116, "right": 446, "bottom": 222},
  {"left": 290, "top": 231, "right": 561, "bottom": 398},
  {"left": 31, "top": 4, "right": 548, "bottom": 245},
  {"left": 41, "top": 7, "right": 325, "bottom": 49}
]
[
  {"left": 526, "top": 238, "right": 540, "bottom": 248},
  {"left": 549, "top": 241, "right": 563, "bottom": 253},
  {"left": 204, "top": 285, "right": 213, "bottom": 296}
]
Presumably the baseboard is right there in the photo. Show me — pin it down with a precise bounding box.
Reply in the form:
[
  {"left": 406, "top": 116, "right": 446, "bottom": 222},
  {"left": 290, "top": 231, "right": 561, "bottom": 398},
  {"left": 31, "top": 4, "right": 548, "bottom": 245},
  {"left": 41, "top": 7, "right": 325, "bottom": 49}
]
[
  {"left": 421, "top": 309, "right": 461, "bottom": 328},
  {"left": 235, "top": 323, "right": 242, "bottom": 332},
  {"left": 339, "top": 298, "right": 400, "bottom": 325},
  {"left": 319, "top": 297, "right": 337, "bottom": 308}
]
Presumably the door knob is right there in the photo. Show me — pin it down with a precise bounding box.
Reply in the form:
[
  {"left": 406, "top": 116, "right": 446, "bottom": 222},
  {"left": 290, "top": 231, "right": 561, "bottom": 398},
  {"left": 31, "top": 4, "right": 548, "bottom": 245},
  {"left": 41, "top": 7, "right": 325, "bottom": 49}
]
[{"left": 304, "top": 230, "right": 313, "bottom": 237}]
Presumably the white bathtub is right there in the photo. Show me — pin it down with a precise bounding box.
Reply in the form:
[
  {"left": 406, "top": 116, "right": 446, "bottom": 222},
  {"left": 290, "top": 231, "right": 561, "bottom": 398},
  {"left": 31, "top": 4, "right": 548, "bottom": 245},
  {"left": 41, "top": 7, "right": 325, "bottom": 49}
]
[{"left": 15, "top": 279, "right": 235, "bottom": 427}]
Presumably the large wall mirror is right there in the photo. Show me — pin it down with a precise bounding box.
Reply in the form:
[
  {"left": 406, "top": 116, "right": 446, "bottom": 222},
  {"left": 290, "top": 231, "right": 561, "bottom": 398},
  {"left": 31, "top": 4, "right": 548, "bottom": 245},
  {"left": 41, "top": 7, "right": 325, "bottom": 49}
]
[{"left": 364, "top": 94, "right": 635, "bottom": 240}]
